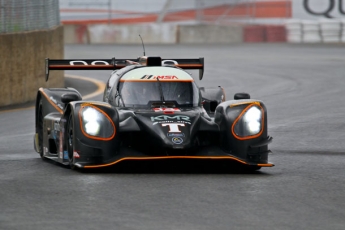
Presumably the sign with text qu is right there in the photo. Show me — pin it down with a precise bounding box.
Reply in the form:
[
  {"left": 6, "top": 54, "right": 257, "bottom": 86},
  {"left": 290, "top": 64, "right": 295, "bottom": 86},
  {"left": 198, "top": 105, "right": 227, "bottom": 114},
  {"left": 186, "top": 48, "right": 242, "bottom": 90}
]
[{"left": 293, "top": 0, "right": 345, "bottom": 19}]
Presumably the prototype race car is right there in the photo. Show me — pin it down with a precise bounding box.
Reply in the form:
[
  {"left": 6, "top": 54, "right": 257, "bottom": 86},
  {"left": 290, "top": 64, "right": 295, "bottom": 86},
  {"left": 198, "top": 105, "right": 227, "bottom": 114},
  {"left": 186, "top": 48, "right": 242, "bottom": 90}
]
[{"left": 34, "top": 55, "right": 273, "bottom": 170}]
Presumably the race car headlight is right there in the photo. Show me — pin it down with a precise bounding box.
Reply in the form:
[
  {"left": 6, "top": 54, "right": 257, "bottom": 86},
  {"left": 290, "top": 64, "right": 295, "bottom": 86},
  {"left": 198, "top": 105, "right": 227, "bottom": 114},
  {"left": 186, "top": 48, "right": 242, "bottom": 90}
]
[
  {"left": 233, "top": 105, "right": 263, "bottom": 138},
  {"left": 84, "top": 120, "right": 101, "bottom": 136},
  {"left": 80, "top": 106, "right": 115, "bottom": 140},
  {"left": 243, "top": 106, "right": 261, "bottom": 134}
]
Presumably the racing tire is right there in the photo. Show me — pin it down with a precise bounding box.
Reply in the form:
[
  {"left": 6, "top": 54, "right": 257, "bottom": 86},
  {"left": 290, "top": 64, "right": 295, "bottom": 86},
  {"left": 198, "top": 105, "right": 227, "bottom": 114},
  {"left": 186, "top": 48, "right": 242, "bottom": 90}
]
[
  {"left": 66, "top": 113, "right": 76, "bottom": 170},
  {"left": 37, "top": 100, "right": 44, "bottom": 158},
  {"left": 246, "top": 166, "right": 261, "bottom": 172}
]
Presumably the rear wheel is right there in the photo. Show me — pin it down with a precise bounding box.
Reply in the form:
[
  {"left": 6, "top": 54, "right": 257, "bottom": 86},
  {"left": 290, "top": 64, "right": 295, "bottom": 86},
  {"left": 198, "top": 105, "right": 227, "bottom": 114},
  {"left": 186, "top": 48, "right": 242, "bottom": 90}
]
[
  {"left": 67, "top": 113, "right": 76, "bottom": 170},
  {"left": 37, "top": 100, "right": 44, "bottom": 158}
]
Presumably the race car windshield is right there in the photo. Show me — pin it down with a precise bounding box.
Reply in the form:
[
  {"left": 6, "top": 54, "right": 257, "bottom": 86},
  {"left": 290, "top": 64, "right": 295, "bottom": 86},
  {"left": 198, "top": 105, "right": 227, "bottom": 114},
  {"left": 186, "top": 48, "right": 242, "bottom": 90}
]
[{"left": 118, "top": 81, "right": 200, "bottom": 107}]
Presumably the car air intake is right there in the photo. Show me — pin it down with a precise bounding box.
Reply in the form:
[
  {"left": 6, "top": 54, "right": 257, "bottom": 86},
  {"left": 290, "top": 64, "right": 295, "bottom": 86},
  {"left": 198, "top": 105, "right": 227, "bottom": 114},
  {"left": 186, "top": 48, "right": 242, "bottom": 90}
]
[{"left": 147, "top": 57, "right": 162, "bottom": 66}]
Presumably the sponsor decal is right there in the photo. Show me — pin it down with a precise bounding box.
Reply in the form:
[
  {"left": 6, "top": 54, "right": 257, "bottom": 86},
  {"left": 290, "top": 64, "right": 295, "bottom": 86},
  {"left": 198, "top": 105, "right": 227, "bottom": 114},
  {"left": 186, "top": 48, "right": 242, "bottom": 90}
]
[
  {"left": 303, "top": 0, "right": 345, "bottom": 18},
  {"left": 152, "top": 116, "right": 191, "bottom": 130},
  {"left": 162, "top": 123, "right": 185, "bottom": 132},
  {"left": 59, "top": 152, "right": 63, "bottom": 159},
  {"left": 162, "top": 60, "right": 178, "bottom": 65},
  {"left": 172, "top": 137, "right": 183, "bottom": 144},
  {"left": 67, "top": 59, "right": 180, "bottom": 67},
  {"left": 44, "top": 147, "right": 48, "bottom": 154},
  {"left": 121, "top": 65, "right": 193, "bottom": 81},
  {"left": 63, "top": 151, "right": 69, "bottom": 160},
  {"left": 151, "top": 115, "right": 190, "bottom": 122},
  {"left": 141, "top": 75, "right": 178, "bottom": 80},
  {"left": 153, "top": 108, "right": 181, "bottom": 112},
  {"left": 167, "top": 133, "right": 185, "bottom": 137},
  {"left": 69, "top": 60, "right": 110, "bottom": 65},
  {"left": 73, "top": 151, "right": 80, "bottom": 158}
]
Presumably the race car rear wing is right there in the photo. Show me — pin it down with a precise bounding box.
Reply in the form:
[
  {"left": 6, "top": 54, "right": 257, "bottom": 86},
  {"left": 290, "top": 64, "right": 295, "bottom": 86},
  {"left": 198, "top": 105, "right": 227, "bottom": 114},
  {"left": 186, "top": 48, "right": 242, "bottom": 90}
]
[{"left": 45, "top": 56, "right": 204, "bottom": 81}]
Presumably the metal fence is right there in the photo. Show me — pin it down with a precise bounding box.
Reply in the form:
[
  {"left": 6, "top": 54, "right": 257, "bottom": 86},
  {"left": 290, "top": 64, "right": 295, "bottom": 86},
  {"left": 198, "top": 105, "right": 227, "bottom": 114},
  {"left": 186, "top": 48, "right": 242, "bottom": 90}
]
[{"left": 0, "top": 0, "right": 60, "bottom": 33}]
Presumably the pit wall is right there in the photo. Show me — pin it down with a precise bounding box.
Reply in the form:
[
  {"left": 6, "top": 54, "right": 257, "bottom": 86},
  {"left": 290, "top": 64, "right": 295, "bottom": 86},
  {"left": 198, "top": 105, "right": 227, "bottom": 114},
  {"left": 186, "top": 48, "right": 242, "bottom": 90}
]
[{"left": 0, "top": 26, "right": 64, "bottom": 107}]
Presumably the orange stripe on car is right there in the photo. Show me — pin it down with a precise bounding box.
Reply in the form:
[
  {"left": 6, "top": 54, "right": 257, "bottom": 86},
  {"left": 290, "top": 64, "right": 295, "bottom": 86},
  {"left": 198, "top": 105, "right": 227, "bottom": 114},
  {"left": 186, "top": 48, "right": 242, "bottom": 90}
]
[
  {"left": 39, "top": 88, "right": 63, "bottom": 114},
  {"left": 175, "top": 64, "right": 203, "bottom": 69},
  {"left": 83, "top": 156, "right": 274, "bottom": 168},
  {"left": 119, "top": 79, "right": 194, "bottom": 82},
  {"left": 257, "top": 163, "right": 274, "bottom": 167}
]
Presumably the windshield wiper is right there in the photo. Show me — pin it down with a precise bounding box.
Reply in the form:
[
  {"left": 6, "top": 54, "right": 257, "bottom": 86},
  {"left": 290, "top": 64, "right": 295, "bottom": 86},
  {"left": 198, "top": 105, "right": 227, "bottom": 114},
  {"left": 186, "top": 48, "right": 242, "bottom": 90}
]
[{"left": 156, "top": 78, "right": 165, "bottom": 102}]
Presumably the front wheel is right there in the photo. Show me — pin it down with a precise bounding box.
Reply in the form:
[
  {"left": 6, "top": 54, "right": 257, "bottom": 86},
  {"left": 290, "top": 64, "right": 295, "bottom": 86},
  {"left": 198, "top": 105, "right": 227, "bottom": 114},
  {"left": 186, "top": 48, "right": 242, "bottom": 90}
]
[{"left": 66, "top": 113, "right": 76, "bottom": 170}]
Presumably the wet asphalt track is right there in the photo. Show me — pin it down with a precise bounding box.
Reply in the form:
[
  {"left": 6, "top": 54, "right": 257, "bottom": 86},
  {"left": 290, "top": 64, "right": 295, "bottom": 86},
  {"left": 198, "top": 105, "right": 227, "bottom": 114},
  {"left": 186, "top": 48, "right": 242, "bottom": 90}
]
[{"left": 0, "top": 44, "right": 345, "bottom": 230}]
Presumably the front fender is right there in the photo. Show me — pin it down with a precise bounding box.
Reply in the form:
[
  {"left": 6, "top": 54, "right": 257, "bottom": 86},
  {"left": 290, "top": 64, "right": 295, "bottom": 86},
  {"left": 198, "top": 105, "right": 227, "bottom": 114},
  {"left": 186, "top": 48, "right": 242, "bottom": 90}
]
[
  {"left": 214, "top": 99, "right": 271, "bottom": 164},
  {"left": 64, "top": 101, "right": 120, "bottom": 165},
  {"left": 35, "top": 87, "right": 82, "bottom": 133}
]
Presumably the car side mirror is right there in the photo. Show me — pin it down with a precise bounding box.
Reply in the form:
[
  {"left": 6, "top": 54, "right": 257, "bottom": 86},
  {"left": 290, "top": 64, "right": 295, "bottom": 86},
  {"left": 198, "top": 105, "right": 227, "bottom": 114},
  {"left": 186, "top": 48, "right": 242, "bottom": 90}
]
[
  {"left": 234, "top": 93, "right": 250, "bottom": 100},
  {"left": 61, "top": 93, "right": 81, "bottom": 104}
]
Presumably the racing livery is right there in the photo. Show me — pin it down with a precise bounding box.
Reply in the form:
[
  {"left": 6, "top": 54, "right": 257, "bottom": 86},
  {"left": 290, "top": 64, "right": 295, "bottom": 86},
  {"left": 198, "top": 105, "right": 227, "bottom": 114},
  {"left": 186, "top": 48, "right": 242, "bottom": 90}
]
[{"left": 34, "top": 56, "right": 273, "bottom": 170}]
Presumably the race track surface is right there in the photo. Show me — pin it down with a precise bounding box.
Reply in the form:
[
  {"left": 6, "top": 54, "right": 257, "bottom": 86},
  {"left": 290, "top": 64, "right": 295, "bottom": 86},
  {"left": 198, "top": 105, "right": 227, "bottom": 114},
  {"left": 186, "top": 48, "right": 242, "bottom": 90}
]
[{"left": 0, "top": 44, "right": 344, "bottom": 230}]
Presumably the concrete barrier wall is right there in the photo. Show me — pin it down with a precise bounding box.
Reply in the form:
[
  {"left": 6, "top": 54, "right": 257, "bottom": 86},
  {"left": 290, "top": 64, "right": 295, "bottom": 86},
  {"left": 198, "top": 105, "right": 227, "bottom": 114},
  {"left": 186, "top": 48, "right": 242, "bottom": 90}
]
[
  {"left": 0, "top": 26, "right": 64, "bottom": 107},
  {"left": 178, "top": 24, "right": 243, "bottom": 44},
  {"left": 88, "top": 24, "right": 177, "bottom": 44},
  {"left": 286, "top": 19, "right": 345, "bottom": 43},
  {"left": 64, "top": 24, "right": 90, "bottom": 44},
  {"left": 64, "top": 24, "right": 244, "bottom": 44}
]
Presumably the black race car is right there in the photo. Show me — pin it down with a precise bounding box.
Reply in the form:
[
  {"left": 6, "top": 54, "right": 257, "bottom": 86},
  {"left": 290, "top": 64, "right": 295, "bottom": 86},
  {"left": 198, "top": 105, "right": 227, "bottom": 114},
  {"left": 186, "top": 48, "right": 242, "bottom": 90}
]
[{"left": 34, "top": 56, "right": 273, "bottom": 170}]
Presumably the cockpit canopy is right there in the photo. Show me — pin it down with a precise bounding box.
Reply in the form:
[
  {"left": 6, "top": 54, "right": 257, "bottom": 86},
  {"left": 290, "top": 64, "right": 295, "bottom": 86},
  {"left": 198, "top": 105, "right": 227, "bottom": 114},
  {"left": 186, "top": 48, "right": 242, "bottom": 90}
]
[{"left": 117, "top": 66, "right": 200, "bottom": 107}]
